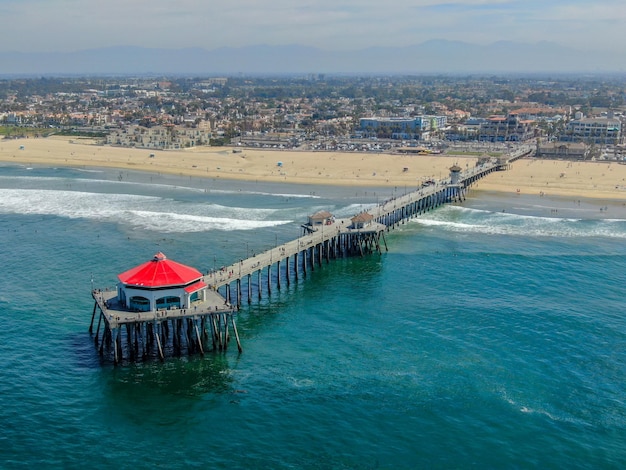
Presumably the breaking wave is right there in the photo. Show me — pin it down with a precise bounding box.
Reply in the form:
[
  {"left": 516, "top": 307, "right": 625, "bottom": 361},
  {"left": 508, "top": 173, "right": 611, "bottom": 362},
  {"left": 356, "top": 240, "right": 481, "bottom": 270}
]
[
  {"left": 0, "top": 188, "right": 291, "bottom": 233},
  {"left": 412, "top": 206, "right": 626, "bottom": 239}
]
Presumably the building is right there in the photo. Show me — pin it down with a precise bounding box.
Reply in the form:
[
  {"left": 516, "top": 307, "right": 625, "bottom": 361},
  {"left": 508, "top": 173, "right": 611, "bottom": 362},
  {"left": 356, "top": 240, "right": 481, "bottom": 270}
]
[
  {"left": 359, "top": 116, "right": 447, "bottom": 140},
  {"left": 116, "top": 252, "right": 207, "bottom": 312},
  {"left": 91, "top": 252, "right": 240, "bottom": 363},
  {"left": 559, "top": 117, "right": 622, "bottom": 145},
  {"left": 536, "top": 142, "right": 588, "bottom": 160},
  {"left": 449, "top": 165, "right": 462, "bottom": 185},
  {"left": 107, "top": 123, "right": 212, "bottom": 149},
  {"left": 351, "top": 212, "right": 374, "bottom": 230},
  {"left": 308, "top": 210, "right": 334, "bottom": 227},
  {"left": 478, "top": 114, "right": 536, "bottom": 142}
]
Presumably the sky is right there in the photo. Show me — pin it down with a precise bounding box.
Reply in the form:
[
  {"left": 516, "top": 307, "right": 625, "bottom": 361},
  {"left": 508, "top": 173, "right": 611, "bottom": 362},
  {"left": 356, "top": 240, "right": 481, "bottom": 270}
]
[{"left": 0, "top": 0, "right": 624, "bottom": 53}]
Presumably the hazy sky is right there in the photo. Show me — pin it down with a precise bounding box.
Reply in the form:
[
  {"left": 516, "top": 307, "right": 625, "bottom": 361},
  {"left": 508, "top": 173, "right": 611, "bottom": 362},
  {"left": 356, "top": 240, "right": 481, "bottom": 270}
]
[{"left": 1, "top": 0, "right": 623, "bottom": 53}]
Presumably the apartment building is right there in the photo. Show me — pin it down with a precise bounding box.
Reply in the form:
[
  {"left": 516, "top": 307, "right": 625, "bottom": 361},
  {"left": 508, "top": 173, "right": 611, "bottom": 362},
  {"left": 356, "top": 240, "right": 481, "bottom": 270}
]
[
  {"left": 559, "top": 117, "right": 622, "bottom": 145},
  {"left": 478, "top": 113, "right": 536, "bottom": 142},
  {"left": 106, "top": 124, "right": 212, "bottom": 149}
]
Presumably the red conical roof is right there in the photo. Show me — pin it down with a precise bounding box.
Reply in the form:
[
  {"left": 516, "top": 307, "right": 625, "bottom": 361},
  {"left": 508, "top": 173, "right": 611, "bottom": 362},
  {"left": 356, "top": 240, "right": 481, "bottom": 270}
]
[{"left": 117, "top": 252, "right": 203, "bottom": 288}]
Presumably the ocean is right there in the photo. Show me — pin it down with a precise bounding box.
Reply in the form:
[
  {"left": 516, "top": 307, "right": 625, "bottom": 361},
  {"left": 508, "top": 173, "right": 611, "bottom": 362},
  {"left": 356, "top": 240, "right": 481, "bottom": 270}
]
[{"left": 0, "top": 163, "right": 625, "bottom": 469}]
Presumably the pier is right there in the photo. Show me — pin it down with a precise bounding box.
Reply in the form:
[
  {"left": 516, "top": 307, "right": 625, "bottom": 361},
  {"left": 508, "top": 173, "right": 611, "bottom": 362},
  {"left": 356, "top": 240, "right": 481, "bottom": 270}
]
[
  {"left": 90, "top": 145, "right": 532, "bottom": 364},
  {"left": 207, "top": 146, "right": 532, "bottom": 309}
]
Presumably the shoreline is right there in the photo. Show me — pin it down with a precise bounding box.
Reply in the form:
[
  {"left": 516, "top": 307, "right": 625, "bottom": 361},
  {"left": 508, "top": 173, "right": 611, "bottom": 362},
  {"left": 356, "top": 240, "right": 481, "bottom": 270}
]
[
  {"left": 0, "top": 136, "right": 476, "bottom": 188},
  {"left": 2, "top": 136, "right": 626, "bottom": 201},
  {"left": 473, "top": 158, "right": 626, "bottom": 201}
]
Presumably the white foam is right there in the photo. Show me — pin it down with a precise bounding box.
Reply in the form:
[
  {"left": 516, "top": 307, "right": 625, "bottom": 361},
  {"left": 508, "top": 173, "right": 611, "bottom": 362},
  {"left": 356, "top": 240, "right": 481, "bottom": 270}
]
[
  {"left": 126, "top": 210, "right": 289, "bottom": 233},
  {"left": 0, "top": 175, "right": 72, "bottom": 183},
  {"left": 412, "top": 206, "right": 626, "bottom": 239},
  {"left": 0, "top": 174, "right": 323, "bottom": 199},
  {"left": 0, "top": 188, "right": 292, "bottom": 233},
  {"left": 260, "top": 192, "right": 321, "bottom": 199},
  {"left": 415, "top": 218, "right": 485, "bottom": 230},
  {"left": 73, "top": 168, "right": 104, "bottom": 173},
  {"left": 332, "top": 203, "right": 377, "bottom": 217}
]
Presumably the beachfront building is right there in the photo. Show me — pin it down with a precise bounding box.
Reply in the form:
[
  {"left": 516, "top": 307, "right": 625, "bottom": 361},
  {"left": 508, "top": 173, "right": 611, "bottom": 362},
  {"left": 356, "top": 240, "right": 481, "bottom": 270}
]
[
  {"left": 536, "top": 142, "right": 588, "bottom": 160},
  {"left": 359, "top": 116, "right": 447, "bottom": 140},
  {"left": 559, "top": 117, "right": 622, "bottom": 145},
  {"left": 478, "top": 113, "right": 536, "bottom": 142},
  {"left": 106, "top": 123, "right": 212, "bottom": 149},
  {"left": 116, "top": 252, "right": 207, "bottom": 312}
]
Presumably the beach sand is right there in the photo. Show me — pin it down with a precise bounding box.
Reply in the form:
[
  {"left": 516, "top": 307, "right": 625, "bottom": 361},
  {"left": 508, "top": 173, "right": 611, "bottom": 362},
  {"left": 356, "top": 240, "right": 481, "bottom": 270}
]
[
  {"left": 0, "top": 136, "right": 475, "bottom": 187},
  {"left": 475, "top": 158, "right": 626, "bottom": 200},
  {"left": 2, "top": 136, "right": 626, "bottom": 200}
]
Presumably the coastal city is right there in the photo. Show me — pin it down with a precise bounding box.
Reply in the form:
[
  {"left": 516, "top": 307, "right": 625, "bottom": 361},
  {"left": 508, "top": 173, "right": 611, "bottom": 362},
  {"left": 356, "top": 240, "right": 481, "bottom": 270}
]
[
  {"left": 2, "top": 0, "right": 626, "bottom": 465},
  {"left": 1, "top": 75, "right": 625, "bottom": 161}
]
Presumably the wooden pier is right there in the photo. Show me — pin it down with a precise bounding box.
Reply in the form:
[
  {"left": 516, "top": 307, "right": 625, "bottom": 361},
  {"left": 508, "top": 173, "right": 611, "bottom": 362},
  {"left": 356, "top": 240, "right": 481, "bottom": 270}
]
[
  {"left": 90, "top": 146, "right": 532, "bottom": 364},
  {"left": 206, "top": 146, "right": 533, "bottom": 310}
]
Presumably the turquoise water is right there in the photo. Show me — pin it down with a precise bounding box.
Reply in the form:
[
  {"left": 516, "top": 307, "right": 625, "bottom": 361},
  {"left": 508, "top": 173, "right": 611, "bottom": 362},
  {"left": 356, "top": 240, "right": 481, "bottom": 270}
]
[{"left": 1, "top": 164, "right": 625, "bottom": 468}]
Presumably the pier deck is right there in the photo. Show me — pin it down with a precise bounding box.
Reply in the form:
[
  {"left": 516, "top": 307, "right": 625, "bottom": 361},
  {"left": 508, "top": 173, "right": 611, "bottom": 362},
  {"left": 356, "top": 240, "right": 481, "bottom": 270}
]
[
  {"left": 90, "top": 286, "right": 240, "bottom": 364},
  {"left": 206, "top": 216, "right": 387, "bottom": 290},
  {"left": 92, "top": 288, "right": 234, "bottom": 329}
]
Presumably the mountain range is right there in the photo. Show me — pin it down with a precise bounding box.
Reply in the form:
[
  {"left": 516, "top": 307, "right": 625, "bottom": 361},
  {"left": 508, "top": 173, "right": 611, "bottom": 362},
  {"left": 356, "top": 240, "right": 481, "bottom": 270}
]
[{"left": 0, "top": 40, "right": 622, "bottom": 76}]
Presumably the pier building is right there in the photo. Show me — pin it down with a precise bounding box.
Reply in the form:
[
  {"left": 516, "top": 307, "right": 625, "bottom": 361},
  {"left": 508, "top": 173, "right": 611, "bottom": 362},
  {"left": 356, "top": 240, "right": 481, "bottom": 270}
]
[
  {"left": 90, "top": 253, "right": 240, "bottom": 365},
  {"left": 117, "top": 252, "right": 208, "bottom": 311}
]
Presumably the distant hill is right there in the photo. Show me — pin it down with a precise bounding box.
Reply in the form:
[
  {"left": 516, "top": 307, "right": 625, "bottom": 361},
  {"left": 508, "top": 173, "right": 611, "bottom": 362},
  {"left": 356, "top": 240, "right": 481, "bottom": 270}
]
[{"left": 0, "top": 40, "right": 622, "bottom": 76}]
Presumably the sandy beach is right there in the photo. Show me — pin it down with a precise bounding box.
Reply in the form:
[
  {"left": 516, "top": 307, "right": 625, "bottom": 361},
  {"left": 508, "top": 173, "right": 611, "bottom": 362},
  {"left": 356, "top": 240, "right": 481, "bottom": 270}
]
[
  {"left": 475, "top": 158, "right": 626, "bottom": 200},
  {"left": 0, "top": 136, "right": 476, "bottom": 187},
  {"left": 2, "top": 136, "right": 626, "bottom": 200}
]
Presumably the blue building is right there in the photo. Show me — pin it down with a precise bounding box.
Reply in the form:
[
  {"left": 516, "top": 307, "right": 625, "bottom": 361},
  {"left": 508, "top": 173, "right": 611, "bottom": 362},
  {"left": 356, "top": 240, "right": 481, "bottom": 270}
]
[{"left": 359, "top": 116, "right": 447, "bottom": 140}]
